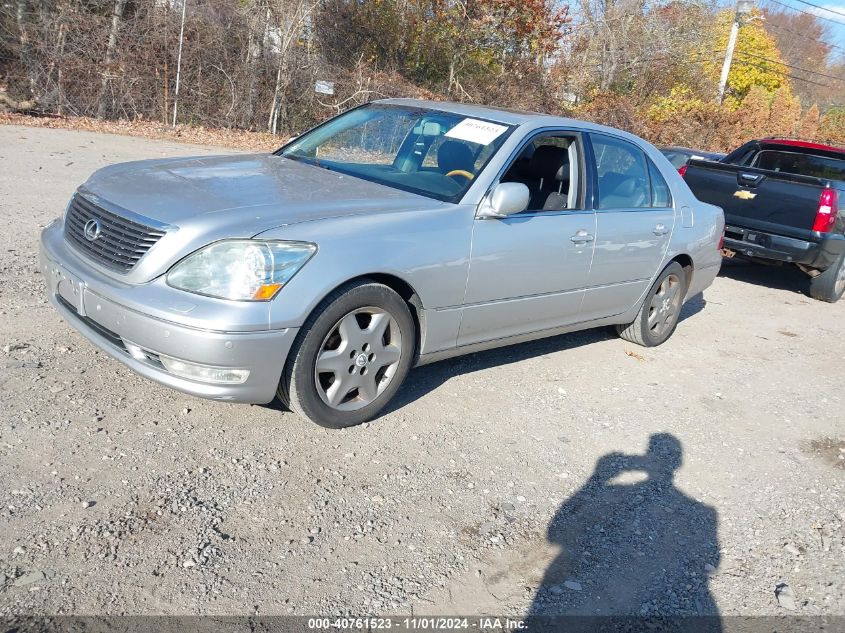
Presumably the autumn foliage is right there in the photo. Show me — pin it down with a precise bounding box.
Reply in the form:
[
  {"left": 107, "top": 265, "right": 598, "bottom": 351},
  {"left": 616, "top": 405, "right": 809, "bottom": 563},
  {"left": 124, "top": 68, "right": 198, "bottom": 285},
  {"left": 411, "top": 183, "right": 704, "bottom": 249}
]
[{"left": 2, "top": 0, "right": 844, "bottom": 149}]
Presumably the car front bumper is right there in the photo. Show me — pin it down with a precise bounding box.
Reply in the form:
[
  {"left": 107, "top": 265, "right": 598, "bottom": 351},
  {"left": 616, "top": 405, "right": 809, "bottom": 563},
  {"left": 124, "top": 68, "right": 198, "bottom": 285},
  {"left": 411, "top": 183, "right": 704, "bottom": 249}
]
[{"left": 39, "top": 221, "right": 298, "bottom": 404}]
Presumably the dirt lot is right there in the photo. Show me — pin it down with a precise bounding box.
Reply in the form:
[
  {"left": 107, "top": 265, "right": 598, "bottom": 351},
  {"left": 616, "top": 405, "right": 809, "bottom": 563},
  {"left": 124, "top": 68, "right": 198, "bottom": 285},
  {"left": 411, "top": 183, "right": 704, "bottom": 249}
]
[{"left": 0, "top": 125, "right": 843, "bottom": 619}]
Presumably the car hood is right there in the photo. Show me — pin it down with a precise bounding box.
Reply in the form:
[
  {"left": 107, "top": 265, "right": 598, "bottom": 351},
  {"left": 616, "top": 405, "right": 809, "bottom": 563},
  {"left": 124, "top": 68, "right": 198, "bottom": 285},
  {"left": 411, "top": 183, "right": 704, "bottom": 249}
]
[
  {"left": 77, "top": 153, "right": 446, "bottom": 282},
  {"left": 84, "top": 153, "right": 437, "bottom": 228}
]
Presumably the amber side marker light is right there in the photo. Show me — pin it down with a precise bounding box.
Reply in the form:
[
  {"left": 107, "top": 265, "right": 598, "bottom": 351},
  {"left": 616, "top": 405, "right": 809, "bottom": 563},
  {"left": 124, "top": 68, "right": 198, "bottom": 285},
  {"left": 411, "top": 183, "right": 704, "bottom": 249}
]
[{"left": 253, "top": 283, "right": 284, "bottom": 300}]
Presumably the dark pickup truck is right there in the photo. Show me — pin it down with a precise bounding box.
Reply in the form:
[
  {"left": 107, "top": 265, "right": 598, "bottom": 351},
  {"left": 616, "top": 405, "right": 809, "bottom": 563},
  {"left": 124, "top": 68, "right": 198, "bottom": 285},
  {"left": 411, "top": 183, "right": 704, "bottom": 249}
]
[{"left": 682, "top": 138, "right": 845, "bottom": 302}]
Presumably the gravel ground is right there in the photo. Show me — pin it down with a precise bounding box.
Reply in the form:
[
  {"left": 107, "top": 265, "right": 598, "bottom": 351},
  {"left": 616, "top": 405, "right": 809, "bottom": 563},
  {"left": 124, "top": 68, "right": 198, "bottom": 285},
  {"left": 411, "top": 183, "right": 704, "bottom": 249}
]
[{"left": 0, "top": 125, "right": 843, "bottom": 619}]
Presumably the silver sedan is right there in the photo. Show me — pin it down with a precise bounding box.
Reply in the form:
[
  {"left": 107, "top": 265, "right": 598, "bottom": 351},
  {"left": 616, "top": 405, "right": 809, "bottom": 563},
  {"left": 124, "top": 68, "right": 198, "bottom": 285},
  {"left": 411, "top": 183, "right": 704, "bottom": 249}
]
[{"left": 40, "top": 99, "right": 724, "bottom": 427}]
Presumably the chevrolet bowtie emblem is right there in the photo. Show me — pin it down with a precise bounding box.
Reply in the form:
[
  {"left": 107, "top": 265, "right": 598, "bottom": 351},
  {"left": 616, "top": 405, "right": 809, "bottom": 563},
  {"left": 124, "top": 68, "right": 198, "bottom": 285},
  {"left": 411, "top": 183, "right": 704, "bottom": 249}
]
[{"left": 733, "top": 190, "right": 757, "bottom": 200}]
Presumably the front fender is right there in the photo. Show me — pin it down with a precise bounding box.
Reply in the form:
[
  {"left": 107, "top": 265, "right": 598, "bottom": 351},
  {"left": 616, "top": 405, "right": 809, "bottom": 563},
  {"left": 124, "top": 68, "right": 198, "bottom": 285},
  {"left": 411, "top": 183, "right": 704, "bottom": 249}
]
[{"left": 256, "top": 205, "right": 476, "bottom": 335}]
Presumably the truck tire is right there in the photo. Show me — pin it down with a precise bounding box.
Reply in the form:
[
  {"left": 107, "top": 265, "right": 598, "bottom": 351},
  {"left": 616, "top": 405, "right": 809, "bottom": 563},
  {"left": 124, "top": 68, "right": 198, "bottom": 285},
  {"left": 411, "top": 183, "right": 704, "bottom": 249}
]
[
  {"left": 278, "top": 280, "right": 415, "bottom": 428},
  {"left": 616, "top": 262, "right": 687, "bottom": 347},
  {"left": 809, "top": 252, "right": 845, "bottom": 303}
]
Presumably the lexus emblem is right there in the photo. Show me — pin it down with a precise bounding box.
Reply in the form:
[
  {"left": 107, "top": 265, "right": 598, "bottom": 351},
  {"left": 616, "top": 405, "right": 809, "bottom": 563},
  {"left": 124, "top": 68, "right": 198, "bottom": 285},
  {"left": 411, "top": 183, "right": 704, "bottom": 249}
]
[{"left": 83, "top": 219, "right": 101, "bottom": 241}]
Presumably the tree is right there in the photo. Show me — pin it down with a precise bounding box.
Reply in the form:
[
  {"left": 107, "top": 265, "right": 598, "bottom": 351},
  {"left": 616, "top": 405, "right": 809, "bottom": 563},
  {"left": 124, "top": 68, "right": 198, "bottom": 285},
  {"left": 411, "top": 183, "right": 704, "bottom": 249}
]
[
  {"left": 731, "top": 85, "right": 771, "bottom": 145},
  {"left": 563, "top": 0, "right": 717, "bottom": 111},
  {"left": 315, "top": 0, "right": 568, "bottom": 102},
  {"left": 764, "top": 9, "right": 834, "bottom": 108},
  {"left": 96, "top": 0, "right": 129, "bottom": 119},
  {"left": 708, "top": 8, "right": 789, "bottom": 109},
  {"left": 642, "top": 85, "right": 730, "bottom": 150},
  {"left": 819, "top": 107, "right": 845, "bottom": 144},
  {"left": 267, "top": 0, "right": 319, "bottom": 134},
  {"left": 799, "top": 104, "right": 821, "bottom": 140},
  {"left": 768, "top": 86, "right": 800, "bottom": 138}
]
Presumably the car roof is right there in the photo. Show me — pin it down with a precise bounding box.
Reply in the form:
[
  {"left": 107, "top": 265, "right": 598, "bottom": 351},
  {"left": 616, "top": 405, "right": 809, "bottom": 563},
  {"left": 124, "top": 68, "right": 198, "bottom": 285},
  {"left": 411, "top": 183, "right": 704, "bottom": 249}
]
[
  {"left": 375, "top": 98, "right": 640, "bottom": 140},
  {"left": 377, "top": 98, "right": 546, "bottom": 125}
]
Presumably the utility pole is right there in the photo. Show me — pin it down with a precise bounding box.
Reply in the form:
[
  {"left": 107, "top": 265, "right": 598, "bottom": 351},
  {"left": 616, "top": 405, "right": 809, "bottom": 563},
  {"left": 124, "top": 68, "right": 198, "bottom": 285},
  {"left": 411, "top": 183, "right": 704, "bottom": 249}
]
[{"left": 718, "top": 0, "right": 755, "bottom": 105}]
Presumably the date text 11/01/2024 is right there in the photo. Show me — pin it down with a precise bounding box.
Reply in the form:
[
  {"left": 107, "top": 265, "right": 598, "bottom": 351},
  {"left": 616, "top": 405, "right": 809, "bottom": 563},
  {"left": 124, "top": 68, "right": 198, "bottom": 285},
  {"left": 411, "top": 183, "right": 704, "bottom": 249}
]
[{"left": 306, "top": 617, "right": 526, "bottom": 630}]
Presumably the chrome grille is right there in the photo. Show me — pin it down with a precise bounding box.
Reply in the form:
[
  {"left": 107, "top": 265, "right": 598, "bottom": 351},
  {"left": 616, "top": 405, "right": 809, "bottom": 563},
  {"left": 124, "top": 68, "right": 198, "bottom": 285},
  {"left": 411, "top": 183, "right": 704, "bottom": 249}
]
[{"left": 64, "top": 194, "right": 166, "bottom": 272}]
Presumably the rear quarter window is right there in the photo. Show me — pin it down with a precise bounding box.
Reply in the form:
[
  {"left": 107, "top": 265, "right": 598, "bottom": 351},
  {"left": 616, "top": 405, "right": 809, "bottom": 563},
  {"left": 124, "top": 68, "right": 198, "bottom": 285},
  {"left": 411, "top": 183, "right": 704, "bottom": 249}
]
[{"left": 648, "top": 160, "right": 672, "bottom": 208}]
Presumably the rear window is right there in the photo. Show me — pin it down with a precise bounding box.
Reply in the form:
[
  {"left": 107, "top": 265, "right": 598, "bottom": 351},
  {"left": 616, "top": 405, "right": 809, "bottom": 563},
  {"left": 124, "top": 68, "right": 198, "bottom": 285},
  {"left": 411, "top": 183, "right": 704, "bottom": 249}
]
[
  {"left": 753, "top": 150, "right": 845, "bottom": 181},
  {"left": 661, "top": 150, "right": 690, "bottom": 169}
]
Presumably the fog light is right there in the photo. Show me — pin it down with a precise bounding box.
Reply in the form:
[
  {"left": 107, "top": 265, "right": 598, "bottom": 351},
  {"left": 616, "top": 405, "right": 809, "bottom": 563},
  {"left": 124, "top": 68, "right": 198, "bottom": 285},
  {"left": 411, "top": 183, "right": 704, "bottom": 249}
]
[{"left": 158, "top": 354, "right": 250, "bottom": 384}]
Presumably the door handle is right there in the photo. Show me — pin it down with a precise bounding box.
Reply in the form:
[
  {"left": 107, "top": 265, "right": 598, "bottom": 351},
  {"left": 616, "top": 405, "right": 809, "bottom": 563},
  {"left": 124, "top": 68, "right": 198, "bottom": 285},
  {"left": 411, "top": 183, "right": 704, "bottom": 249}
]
[
  {"left": 739, "top": 172, "right": 763, "bottom": 185},
  {"left": 653, "top": 224, "right": 669, "bottom": 236},
  {"left": 570, "top": 230, "right": 594, "bottom": 244}
]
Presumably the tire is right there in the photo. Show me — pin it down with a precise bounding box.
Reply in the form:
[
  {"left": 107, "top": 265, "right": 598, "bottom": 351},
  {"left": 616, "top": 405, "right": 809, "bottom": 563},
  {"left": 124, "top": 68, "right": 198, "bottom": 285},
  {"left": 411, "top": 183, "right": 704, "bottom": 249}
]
[
  {"left": 278, "top": 280, "right": 415, "bottom": 428},
  {"left": 809, "top": 251, "right": 845, "bottom": 303},
  {"left": 616, "top": 262, "right": 687, "bottom": 347}
]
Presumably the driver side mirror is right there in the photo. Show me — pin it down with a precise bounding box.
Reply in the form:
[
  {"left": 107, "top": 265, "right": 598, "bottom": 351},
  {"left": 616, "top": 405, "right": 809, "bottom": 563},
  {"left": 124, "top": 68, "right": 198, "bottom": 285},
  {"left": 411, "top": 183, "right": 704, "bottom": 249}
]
[{"left": 477, "top": 182, "right": 530, "bottom": 219}]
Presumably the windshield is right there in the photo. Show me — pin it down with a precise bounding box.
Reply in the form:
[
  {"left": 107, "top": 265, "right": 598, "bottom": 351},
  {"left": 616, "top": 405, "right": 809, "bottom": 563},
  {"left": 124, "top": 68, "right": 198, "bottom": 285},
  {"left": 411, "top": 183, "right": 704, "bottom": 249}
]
[
  {"left": 753, "top": 150, "right": 845, "bottom": 181},
  {"left": 279, "top": 104, "right": 515, "bottom": 202}
]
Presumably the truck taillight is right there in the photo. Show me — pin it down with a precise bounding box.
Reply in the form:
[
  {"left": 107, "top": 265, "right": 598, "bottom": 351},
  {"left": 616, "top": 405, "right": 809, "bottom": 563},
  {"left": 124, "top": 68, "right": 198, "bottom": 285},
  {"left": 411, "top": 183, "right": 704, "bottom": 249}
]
[
  {"left": 678, "top": 164, "right": 688, "bottom": 178},
  {"left": 812, "top": 189, "right": 839, "bottom": 233},
  {"left": 718, "top": 227, "right": 725, "bottom": 250}
]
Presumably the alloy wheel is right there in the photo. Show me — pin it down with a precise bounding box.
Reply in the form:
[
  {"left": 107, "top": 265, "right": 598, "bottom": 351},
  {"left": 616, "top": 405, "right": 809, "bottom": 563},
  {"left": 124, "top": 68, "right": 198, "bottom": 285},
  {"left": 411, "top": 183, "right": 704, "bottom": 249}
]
[
  {"left": 835, "top": 258, "right": 845, "bottom": 297},
  {"left": 314, "top": 307, "right": 403, "bottom": 411},
  {"left": 647, "top": 273, "right": 683, "bottom": 338}
]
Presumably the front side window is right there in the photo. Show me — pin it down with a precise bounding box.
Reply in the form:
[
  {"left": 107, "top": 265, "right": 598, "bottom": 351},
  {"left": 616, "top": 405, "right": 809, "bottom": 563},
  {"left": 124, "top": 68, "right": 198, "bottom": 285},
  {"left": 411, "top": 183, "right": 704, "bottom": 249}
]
[
  {"left": 591, "top": 135, "right": 651, "bottom": 210},
  {"left": 500, "top": 134, "right": 582, "bottom": 212},
  {"left": 280, "top": 104, "right": 514, "bottom": 202}
]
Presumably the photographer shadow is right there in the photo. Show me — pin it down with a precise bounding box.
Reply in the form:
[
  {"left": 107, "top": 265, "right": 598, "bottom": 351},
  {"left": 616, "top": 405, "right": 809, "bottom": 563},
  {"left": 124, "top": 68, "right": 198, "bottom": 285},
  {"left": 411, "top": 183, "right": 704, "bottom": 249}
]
[{"left": 527, "top": 434, "right": 722, "bottom": 632}]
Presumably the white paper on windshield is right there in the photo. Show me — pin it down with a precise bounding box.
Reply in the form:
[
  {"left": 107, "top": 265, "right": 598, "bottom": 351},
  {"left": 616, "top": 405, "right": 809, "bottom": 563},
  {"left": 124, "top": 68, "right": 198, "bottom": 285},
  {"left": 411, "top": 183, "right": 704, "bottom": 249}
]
[{"left": 444, "top": 118, "right": 508, "bottom": 146}]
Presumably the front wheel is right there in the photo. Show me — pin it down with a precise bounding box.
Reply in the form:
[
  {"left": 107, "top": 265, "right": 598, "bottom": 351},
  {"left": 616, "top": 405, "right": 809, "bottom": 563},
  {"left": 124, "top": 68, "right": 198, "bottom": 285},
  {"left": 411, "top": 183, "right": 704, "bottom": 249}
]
[
  {"left": 809, "top": 252, "right": 845, "bottom": 303},
  {"left": 616, "top": 262, "right": 687, "bottom": 347},
  {"left": 279, "top": 280, "right": 415, "bottom": 428}
]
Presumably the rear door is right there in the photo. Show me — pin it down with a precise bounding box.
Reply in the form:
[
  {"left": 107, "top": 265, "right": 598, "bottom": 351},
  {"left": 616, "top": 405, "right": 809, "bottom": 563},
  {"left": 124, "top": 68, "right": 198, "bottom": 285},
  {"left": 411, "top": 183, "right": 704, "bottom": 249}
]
[{"left": 580, "top": 133, "right": 675, "bottom": 322}]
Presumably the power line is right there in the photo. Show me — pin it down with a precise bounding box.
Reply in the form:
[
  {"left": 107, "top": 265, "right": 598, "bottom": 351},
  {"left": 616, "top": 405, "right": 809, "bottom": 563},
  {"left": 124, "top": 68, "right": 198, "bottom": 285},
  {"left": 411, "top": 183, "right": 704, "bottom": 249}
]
[
  {"left": 736, "top": 49, "right": 845, "bottom": 82},
  {"left": 762, "top": 19, "right": 845, "bottom": 55},
  {"left": 789, "top": 0, "right": 845, "bottom": 21},
  {"left": 764, "top": 0, "right": 845, "bottom": 28},
  {"left": 731, "top": 58, "right": 831, "bottom": 87},
  {"left": 572, "top": 45, "right": 845, "bottom": 85},
  {"left": 572, "top": 50, "right": 724, "bottom": 70}
]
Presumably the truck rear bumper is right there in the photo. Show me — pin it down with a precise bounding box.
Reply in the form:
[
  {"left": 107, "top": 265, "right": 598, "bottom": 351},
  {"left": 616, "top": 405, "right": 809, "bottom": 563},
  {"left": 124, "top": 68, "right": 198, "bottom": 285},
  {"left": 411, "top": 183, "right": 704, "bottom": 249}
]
[{"left": 723, "top": 225, "right": 845, "bottom": 270}]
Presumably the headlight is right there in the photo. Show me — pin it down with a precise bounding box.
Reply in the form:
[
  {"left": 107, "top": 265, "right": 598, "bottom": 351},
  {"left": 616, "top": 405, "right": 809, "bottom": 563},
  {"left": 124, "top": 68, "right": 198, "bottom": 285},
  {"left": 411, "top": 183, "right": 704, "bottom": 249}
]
[{"left": 166, "top": 240, "right": 316, "bottom": 301}]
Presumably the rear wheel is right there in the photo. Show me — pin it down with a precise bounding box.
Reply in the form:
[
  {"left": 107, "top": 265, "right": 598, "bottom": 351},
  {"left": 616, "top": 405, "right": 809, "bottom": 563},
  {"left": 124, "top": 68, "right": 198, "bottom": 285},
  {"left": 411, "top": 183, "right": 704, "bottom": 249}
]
[
  {"left": 809, "top": 252, "right": 845, "bottom": 303},
  {"left": 279, "top": 280, "right": 415, "bottom": 428},
  {"left": 617, "top": 262, "right": 687, "bottom": 347}
]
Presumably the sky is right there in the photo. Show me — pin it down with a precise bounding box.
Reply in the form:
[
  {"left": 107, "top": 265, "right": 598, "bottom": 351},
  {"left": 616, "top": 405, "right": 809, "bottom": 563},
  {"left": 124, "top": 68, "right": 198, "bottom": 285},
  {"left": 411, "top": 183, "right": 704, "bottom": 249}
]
[
  {"left": 734, "top": 0, "right": 845, "bottom": 56},
  {"left": 792, "top": 0, "right": 845, "bottom": 48},
  {"left": 808, "top": 0, "right": 845, "bottom": 49}
]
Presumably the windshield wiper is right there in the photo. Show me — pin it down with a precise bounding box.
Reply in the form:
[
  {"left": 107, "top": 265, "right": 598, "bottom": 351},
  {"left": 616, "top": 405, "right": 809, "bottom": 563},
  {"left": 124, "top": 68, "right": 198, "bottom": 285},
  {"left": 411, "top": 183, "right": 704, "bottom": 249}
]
[
  {"left": 313, "top": 157, "right": 331, "bottom": 171},
  {"left": 284, "top": 153, "right": 333, "bottom": 171}
]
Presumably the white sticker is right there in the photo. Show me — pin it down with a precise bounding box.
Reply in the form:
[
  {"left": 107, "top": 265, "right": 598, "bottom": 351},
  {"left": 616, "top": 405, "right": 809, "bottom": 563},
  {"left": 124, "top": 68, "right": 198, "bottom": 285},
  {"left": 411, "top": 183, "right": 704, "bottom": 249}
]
[
  {"left": 314, "top": 80, "right": 335, "bottom": 95},
  {"left": 444, "top": 118, "right": 508, "bottom": 146}
]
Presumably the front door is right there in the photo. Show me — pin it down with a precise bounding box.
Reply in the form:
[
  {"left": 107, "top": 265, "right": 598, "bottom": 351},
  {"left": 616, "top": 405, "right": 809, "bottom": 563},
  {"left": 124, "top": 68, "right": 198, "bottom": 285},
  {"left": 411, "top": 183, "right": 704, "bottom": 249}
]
[
  {"left": 458, "top": 133, "right": 595, "bottom": 346},
  {"left": 579, "top": 133, "right": 676, "bottom": 322}
]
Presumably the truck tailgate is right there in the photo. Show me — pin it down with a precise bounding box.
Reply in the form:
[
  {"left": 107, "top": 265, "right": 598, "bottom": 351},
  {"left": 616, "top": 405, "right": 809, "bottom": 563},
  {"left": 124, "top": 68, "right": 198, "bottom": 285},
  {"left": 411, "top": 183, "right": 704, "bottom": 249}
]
[{"left": 684, "top": 161, "right": 823, "bottom": 234}]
